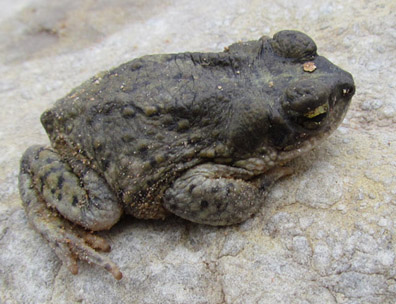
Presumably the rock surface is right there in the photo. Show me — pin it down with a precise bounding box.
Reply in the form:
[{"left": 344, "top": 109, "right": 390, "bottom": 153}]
[{"left": 1, "top": 0, "right": 395, "bottom": 303}]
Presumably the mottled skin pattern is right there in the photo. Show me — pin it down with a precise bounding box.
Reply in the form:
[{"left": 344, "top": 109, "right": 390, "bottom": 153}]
[{"left": 19, "top": 31, "right": 355, "bottom": 279}]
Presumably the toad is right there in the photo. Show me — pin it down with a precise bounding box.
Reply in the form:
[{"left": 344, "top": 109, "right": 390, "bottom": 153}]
[{"left": 19, "top": 30, "right": 355, "bottom": 279}]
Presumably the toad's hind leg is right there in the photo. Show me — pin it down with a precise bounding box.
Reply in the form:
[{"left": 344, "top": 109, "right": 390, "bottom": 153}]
[
  {"left": 163, "top": 164, "right": 292, "bottom": 226},
  {"left": 19, "top": 145, "right": 123, "bottom": 279}
]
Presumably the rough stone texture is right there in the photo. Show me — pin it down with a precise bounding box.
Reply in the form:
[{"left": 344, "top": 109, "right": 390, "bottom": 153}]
[{"left": 0, "top": 0, "right": 395, "bottom": 303}]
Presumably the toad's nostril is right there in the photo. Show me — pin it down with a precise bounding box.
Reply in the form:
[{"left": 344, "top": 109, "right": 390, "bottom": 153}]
[{"left": 341, "top": 84, "right": 355, "bottom": 98}]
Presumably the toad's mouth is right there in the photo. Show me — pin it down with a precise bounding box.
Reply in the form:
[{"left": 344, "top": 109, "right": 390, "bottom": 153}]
[
  {"left": 233, "top": 96, "right": 351, "bottom": 175},
  {"left": 232, "top": 121, "right": 337, "bottom": 175}
]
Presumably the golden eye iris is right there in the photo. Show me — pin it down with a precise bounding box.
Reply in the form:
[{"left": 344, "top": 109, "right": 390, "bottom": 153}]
[{"left": 304, "top": 104, "right": 328, "bottom": 119}]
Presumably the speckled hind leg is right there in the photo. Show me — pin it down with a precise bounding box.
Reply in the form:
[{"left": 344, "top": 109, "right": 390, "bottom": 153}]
[
  {"left": 19, "top": 145, "right": 123, "bottom": 279},
  {"left": 163, "top": 163, "right": 292, "bottom": 226}
]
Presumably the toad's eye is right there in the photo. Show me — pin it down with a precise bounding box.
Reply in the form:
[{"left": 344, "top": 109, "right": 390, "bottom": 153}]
[
  {"left": 299, "top": 104, "right": 329, "bottom": 129},
  {"left": 282, "top": 80, "right": 329, "bottom": 130},
  {"left": 303, "top": 104, "right": 329, "bottom": 120}
]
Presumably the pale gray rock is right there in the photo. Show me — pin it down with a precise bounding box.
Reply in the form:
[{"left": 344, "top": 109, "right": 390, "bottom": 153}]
[
  {"left": 295, "top": 161, "right": 344, "bottom": 209},
  {"left": 1, "top": 0, "right": 396, "bottom": 303}
]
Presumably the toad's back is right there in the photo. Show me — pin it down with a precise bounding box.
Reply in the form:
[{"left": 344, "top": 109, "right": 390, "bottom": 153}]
[{"left": 39, "top": 50, "right": 257, "bottom": 215}]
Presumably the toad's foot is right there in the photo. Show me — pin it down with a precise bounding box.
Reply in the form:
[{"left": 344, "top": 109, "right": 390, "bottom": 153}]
[
  {"left": 163, "top": 163, "right": 292, "bottom": 226},
  {"left": 19, "top": 145, "right": 123, "bottom": 279},
  {"left": 26, "top": 199, "right": 123, "bottom": 280}
]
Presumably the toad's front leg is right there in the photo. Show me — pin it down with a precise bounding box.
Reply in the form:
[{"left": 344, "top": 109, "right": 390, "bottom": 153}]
[
  {"left": 163, "top": 163, "right": 292, "bottom": 226},
  {"left": 19, "top": 146, "right": 123, "bottom": 279}
]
